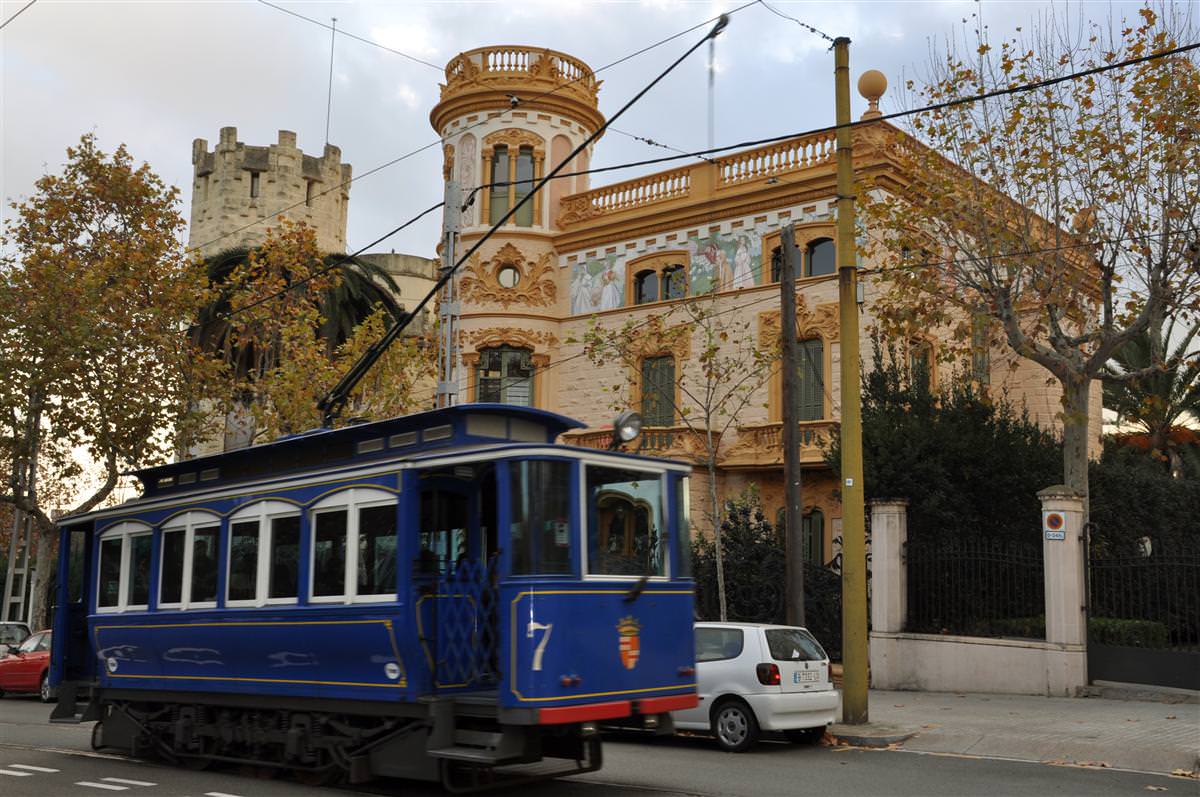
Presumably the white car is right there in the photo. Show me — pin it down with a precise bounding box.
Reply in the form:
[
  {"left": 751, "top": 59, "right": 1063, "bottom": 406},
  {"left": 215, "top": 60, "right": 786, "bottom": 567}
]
[{"left": 673, "top": 622, "right": 839, "bottom": 752}]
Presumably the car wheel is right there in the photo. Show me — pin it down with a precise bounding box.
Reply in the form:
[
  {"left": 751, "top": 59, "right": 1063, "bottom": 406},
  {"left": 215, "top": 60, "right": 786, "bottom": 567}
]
[
  {"left": 39, "top": 672, "right": 55, "bottom": 703},
  {"left": 711, "top": 698, "right": 759, "bottom": 753},
  {"left": 784, "top": 726, "right": 826, "bottom": 745}
]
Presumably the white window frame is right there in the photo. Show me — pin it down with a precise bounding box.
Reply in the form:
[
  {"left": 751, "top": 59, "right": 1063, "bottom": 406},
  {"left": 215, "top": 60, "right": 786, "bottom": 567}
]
[
  {"left": 580, "top": 463, "right": 671, "bottom": 582},
  {"left": 226, "top": 501, "right": 301, "bottom": 608},
  {"left": 309, "top": 488, "right": 397, "bottom": 604},
  {"left": 158, "top": 511, "right": 221, "bottom": 611},
  {"left": 96, "top": 522, "right": 153, "bottom": 614}
]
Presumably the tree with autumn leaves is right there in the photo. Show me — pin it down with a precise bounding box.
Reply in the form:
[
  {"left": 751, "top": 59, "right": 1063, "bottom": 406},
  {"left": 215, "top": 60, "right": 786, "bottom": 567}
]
[
  {"left": 862, "top": 5, "right": 1200, "bottom": 508},
  {"left": 0, "top": 134, "right": 209, "bottom": 625}
]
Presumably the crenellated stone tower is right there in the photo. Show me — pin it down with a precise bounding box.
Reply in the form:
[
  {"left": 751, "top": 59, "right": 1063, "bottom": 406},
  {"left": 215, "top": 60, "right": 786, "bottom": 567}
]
[
  {"left": 430, "top": 46, "right": 605, "bottom": 405},
  {"left": 188, "top": 127, "right": 351, "bottom": 258}
]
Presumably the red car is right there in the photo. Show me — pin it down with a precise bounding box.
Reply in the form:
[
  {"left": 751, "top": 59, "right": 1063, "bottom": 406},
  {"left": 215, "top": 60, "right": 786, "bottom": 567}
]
[{"left": 0, "top": 629, "right": 53, "bottom": 702}]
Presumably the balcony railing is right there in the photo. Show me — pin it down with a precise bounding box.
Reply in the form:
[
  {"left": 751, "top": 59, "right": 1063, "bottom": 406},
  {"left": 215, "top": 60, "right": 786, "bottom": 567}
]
[
  {"left": 562, "top": 425, "right": 720, "bottom": 462},
  {"left": 556, "top": 128, "right": 841, "bottom": 228},
  {"left": 719, "top": 420, "right": 837, "bottom": 469},
  {"left": 442, "top": 45, "right": 598, "bottom": 100}
]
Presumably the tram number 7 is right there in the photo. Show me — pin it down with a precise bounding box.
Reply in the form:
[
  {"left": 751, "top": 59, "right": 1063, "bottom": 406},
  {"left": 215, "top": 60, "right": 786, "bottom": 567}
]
[{"left": 526, "top": 621, "right": 553, "bottom": 671}]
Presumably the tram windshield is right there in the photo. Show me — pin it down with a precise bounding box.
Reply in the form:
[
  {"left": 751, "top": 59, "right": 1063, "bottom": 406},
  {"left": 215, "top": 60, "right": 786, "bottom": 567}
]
[{"left": 586, "top": 465, "right": 666, "bottom": 578}]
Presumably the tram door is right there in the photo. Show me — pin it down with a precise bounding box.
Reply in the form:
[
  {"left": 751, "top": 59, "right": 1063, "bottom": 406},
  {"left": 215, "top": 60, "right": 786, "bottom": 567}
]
[{"left": 416, "top": 464, "right": 499, "bottom": 690}]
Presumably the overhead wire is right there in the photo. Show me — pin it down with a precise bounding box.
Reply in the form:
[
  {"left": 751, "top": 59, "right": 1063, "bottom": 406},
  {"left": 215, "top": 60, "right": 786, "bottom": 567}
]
[{"left": 0, "top": 0, "right": 36, "bottom": 31}]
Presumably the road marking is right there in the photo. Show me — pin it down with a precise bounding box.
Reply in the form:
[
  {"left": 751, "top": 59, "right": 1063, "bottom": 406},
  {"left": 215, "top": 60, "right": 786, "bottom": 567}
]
[
  {"left": 0, "top": 768, "right": 35, "bottom": 776},
  {"left": 102, "top": 778, "right": 156, "bottom": 786},
  {"left": 205, "top": 793, "right": 244, "bottom": 797},
  {"left": 9, "top": 764, "right": 61, "bottom": 772},
  {"left": 76, "top": 782, "right": 129, "bottom": 791}
]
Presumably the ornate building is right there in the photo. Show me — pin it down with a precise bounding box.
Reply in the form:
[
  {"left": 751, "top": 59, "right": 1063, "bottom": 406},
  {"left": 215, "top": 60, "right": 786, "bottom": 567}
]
[{"left": 428, "top": 46, "right": 1104, "bottom": 558}]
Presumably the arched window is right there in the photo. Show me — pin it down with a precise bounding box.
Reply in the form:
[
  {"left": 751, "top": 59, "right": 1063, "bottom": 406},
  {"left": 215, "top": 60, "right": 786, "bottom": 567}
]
[
  {"left": 628, "top": 253, "right": 688, "bottom": 305},
  {"left": 159, "top": 511, "right": 221, "bottom": 610},
  {"left": 908, "top": 339, "right": 934, "bottom": 390},
  {"left": 488, "top": 143, "right": 539, "bottom": 226},
  {"left": 477, "top": 345, "right": 534, "bottom": 406},
  {"left": 640, "top": 355, "right": 675, "bottom": 426},
  {"left": 797, "top": 338, "right": 824, "bottom": 421},
  {"left": 763, "top": 233, "right": 835, "bottom": 282},
  {"left": 806, "top": 238, "right": 836, "bottom": 277},
  {"left": 634, "top": 270, "right": 659, "bottom": 304},
  {"left": 96, "top": 522, "right": 153, "bottom": 613},
  {"left": 310, "top": 488, "right": 398, "bottom": 603},
  {"left": 227, "top": 501, "right": 301, "bottom": 607}
]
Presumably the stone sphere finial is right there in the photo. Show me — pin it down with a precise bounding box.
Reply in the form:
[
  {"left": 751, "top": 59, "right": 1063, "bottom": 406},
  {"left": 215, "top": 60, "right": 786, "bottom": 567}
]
[{"left": 857, "top": 69, "right": 887, "bottom": 120}]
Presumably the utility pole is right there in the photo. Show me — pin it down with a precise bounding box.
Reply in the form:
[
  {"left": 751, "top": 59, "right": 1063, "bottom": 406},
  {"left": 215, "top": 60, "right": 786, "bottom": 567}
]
[
  {"left": 779, "top": 225, "right": 805, "bottom": 627},
  {"left": 834, "top": 35, "right": 869, "bottom": 725},
  {"left": 436, "top": 181, "right": 462, "bottom": 408}
]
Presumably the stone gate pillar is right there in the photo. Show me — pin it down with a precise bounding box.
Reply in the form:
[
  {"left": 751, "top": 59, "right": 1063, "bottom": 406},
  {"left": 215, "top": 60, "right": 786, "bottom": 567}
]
[
  {"left": 869, "top": 499, "right": 908, "bottom": 634},
  {"left": 1038, "top": 485, "right": 1088, "bottom": 694}
]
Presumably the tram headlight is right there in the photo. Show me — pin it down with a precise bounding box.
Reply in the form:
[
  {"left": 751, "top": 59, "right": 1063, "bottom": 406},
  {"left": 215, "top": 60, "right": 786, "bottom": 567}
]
[{"left": 609, "top": 411, "right": 643, "bottom": 449}]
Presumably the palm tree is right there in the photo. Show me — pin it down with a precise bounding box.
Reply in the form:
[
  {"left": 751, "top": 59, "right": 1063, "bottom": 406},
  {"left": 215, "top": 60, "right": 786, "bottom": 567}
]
[
  {"left": 192, "top": 246, "right": 403, "bottom": 376},
  {"left": 1104, "top": 316, "right": 1200, "bottom": 479}
]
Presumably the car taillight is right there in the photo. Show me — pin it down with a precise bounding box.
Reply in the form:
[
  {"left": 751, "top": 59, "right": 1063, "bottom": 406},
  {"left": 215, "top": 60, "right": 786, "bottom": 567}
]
[{"left": 756, "top": 663, "right": 781, "bottom": 686}]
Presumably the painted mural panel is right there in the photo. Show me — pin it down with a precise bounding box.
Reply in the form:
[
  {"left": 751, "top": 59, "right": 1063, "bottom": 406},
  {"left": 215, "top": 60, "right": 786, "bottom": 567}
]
[
  {"left": 687, "top": 232, "right": 761, "bottom": 294},
  {"left": 571, "top": 253, "right": 625, "bottom": 314}
]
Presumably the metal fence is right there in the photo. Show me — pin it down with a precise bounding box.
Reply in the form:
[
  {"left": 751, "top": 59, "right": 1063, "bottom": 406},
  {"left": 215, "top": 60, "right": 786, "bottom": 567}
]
[
  {"left": 906, "top": 536, "right": 1045, "bottom": 638},
  {"left": 1089, "top": 550, "right": 1200, "bottom": 652}
]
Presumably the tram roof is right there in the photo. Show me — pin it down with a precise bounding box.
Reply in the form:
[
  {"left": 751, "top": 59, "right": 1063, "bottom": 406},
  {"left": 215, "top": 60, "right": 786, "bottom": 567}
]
[{"left": 132, "top": 404, "right": 585, "bottom": 500}]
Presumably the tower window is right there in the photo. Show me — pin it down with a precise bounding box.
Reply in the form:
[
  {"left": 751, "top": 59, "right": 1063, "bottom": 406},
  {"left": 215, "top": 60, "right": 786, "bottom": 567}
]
[
  {"left": 477, "top": 345, "right": 534, "bottom": 406},
  {"left": 250, "top": 171, "right": 261, "bottom": 199},
  {"left": 305, "top": 180, "right": 315, "bottom": 207},
  {"left": 486, "top": 142, "right": 540, "bottom": 227}
]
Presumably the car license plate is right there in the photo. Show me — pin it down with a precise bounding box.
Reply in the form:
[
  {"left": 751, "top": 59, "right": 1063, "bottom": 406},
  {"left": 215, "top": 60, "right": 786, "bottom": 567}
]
[{"left": 798, "top": 670, "right": 819, "bottom": 682}]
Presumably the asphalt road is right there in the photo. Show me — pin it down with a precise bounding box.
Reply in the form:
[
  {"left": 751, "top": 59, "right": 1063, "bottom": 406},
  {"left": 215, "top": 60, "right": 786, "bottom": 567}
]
[{"left": 0, "top": 695, "right": 1193, "bottom": 796}]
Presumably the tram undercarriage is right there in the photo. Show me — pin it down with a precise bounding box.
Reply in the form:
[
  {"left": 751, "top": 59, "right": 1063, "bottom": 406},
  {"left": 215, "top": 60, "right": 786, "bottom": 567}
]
[{"left": 81, "top": 689, "right": 601, "bottom": 793}]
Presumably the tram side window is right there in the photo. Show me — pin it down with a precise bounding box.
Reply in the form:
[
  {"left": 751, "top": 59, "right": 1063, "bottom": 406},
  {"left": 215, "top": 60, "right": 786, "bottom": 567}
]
[
  {"left": 509, "top": 460, "right": 572, "bottom": 575},
  {"left": 228, "top": 521, "right": 259, "bottom": 602},
  {"left": 96, "top": 523, "right": 153, "bottom": 612},
  {"left": 160, "top": 513, "right": 220, "bottom": 609},
  {"left": 269, "top": 516, "right": 301, "bottom": 600},
  {"left": 309, "top": 489, "right": 398, "bottom": 602},
  {"left": 586, "top": 466, "right": 666, "bottom": 578},
  {"left": 312, "top": 509, "right": 348, "bottom": 598},
  {"left": 358, "top": 505, "right": 397, "bottom": 596},
  {"left": 98, "top": 537, "right": 122, "bottom": 609}
]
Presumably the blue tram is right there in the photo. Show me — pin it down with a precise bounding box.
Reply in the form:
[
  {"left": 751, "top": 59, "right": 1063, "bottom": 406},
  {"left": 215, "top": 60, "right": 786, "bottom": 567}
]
[{"left": 48, "top": 405, "right": 697, "bottom": 789}]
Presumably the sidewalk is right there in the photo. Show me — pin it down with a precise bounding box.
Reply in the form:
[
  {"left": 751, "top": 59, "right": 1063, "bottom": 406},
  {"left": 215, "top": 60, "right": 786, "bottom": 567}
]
[{"left": 857, "top": 689, "right": 1200, "bottom": 776}]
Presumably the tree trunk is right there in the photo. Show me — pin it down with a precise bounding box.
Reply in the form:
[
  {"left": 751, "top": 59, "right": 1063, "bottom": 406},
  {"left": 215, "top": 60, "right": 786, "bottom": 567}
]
[
  {"left": 1061, "top": 376, "right": 1091, "bottom": 514},
  {"left": 27, "top": 525, "right": 54, "bottom": 630},
  {"left": 706, "top": 457, "right": 728, "bottom": 622}
]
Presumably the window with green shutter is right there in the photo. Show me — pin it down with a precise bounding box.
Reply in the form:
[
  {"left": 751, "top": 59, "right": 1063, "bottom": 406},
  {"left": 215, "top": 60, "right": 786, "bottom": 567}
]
[
  {"left": 802, "top": 509, "right": 824, "bottom": 563},
  {"left": 640, "top": 355, "right": 675, "bottom": 426},
  {"left": 797, "top": 338, "right": 824, "bottom": 421}
]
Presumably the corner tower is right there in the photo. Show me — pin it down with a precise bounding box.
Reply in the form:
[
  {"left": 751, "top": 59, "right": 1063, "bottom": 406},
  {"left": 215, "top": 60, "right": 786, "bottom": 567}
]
[
  {"left": 431, "top": 47, "right": 604, "bottom": 407},
  {"left": 188, "top": 127, "right": 351, "bottom": 259}
]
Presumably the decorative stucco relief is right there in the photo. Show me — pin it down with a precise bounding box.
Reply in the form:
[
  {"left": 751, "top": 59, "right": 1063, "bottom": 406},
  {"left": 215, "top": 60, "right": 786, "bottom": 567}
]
[
  {"left": 757, "top": 297, "right": 840, "bottom": 348},
  {"left": 459, "top": 243, "right": 557, "bottom": 308}
]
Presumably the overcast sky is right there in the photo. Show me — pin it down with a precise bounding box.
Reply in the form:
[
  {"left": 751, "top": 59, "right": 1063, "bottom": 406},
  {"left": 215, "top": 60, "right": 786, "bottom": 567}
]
[{"left": 2, "top": 0, "right": 1148, "bottom": 260}]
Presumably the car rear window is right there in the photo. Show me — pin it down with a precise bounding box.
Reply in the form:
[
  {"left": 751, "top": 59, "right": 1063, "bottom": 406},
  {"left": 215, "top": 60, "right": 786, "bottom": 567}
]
[
  {"left": 0, "top": 625, "right": 29, "bottom": 645},
  {"left": 695, "top": 627, "right": 744, "bottom": 662},
  {"left": 765, "top": 628, "right": 827, "bottom": 662}
]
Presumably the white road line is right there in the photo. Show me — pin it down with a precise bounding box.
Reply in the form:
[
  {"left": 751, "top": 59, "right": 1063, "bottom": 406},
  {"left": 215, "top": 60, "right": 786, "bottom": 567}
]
[
  {"left": 76, "top": 782, "right": 129, "bottom": 791},
  {"left": 0, "top": 768, "right": 34, "bottom": 776},
  {"left": 9, "top": 764, "right": 61, "bottom": 772},
  {"left": 204, "top": 792, "right": 244, "bottom": 797},
  {"left": 102, "top": 777, "right": 157, "bottom": 786}
]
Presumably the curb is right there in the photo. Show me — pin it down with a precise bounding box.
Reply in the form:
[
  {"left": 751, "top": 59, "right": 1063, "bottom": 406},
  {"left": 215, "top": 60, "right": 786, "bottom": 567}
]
[{"left": 829, "top": 722, "right": 918, "bottom": 748}]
